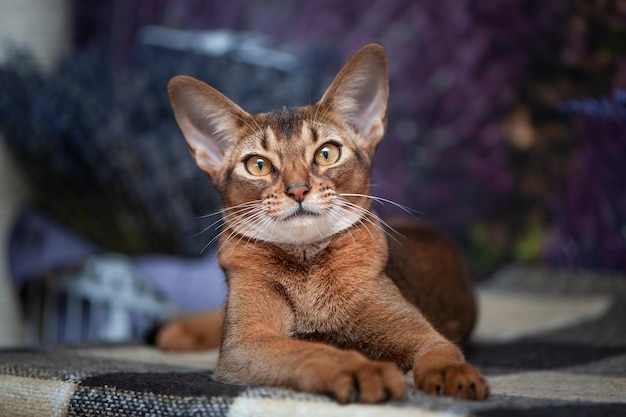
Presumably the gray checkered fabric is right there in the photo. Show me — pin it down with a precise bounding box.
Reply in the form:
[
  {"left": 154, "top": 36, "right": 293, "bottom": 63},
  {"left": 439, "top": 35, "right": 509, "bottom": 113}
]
[{"left": 2, "top": 266, "right": 626, "bottom": 416}]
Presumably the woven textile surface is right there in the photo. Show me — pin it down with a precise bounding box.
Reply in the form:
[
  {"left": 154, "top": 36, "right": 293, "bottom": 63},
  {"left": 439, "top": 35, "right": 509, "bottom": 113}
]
[{"left": 1, "top": 266, "right": 626, "bottom": 417}]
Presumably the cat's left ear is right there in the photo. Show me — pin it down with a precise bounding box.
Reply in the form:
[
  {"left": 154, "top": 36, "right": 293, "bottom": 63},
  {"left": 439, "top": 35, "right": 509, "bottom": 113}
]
[
  {"left": 318, "top": 43, "right": 389, "bottom": 154},
  {"left": 168, "top": 75, "right": 250, "bottom": 179}
]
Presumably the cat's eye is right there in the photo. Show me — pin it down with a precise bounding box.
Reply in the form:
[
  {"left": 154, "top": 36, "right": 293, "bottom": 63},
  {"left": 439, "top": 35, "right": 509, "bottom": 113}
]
[
  {"left": 245, "top": 156, "right": 273, "bottom": 176},
  {"left": 314, "top": 143, "right": 341, "bottom": 166}
]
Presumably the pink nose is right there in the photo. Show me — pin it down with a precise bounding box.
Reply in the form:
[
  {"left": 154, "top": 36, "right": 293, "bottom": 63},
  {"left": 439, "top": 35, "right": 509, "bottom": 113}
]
[{"left": 286, "top": 183, "right": 311, "bottom": 203}]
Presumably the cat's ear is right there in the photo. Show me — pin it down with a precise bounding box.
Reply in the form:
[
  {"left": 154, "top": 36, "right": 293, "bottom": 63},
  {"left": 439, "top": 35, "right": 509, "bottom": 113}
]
[
  {"left": 168, "top": 75, "right": 249, "bottom": 178},
  {"left": 318, "top": 43, "right": 389, "bottom": 154}
]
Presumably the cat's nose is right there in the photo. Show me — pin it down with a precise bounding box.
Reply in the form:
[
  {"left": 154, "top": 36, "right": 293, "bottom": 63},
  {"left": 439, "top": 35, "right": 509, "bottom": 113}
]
[{"left": 286, "top": 183, "right": 311, "bottom": 203}]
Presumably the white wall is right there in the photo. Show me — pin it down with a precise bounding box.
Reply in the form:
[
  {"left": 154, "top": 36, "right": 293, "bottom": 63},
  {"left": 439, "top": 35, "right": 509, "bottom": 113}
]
[
  {"left": 0, "top": 140, "right": 30, "bottom": 346},
  {"left": 0, "top": 0, "right": 71, "bottom": 346},
  {"left": 0, "top": 0, "right": 71, "bottom": 70}
]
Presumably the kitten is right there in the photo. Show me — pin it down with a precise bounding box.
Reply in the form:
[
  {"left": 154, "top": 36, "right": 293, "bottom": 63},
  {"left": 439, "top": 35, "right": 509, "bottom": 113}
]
[{"left": 161, "top": 43, "right": 489, "bottom": 403}]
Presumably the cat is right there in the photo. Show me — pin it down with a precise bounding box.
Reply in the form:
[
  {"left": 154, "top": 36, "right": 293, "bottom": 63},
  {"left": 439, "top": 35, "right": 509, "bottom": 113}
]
[{"left": 159, "top": 43, "right": 490, "bottom": 403}]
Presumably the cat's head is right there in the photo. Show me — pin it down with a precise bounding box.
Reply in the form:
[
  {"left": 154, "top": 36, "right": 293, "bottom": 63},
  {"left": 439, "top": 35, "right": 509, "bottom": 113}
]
[{"left": 168, "top": 43, "right": 389, "bottom": 245}]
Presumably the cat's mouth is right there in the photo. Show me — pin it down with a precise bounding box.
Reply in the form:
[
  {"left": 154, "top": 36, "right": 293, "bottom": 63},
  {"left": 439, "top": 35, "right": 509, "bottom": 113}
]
[{"left": 283, "top": 207, "right": 320, "bottom": 221}]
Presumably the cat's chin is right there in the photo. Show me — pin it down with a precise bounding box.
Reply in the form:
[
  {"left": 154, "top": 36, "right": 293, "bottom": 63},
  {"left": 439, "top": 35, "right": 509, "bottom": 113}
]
[
  {"left": 282, "top": 215, "right": 332, "bottom": 243},
  {"left": 240, "top": 212, "right": 360, "bottom": 246}
]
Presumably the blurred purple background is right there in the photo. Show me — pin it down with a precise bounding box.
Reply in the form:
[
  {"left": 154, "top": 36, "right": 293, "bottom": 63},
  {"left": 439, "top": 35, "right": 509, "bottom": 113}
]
[{"left": 2, "top": 0, "right": 625, "bottom": 281}]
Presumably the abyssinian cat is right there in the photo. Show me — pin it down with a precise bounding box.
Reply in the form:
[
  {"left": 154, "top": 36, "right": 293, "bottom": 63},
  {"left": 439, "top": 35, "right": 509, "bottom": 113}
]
[{"left": 159, "top": 43, "right": 490, "bottom": 403}]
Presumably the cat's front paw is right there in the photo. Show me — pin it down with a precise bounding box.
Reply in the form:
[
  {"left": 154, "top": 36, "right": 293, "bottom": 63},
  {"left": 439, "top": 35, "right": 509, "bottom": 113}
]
[
  {"left": 413, "top": 361, "right": 490, "bottom": 400},
  {"left": 299, "top": 353, "right": 407, "bottom": 404},
  {"left": 332, "top": 360, "right": 407, "bottom": 403}
]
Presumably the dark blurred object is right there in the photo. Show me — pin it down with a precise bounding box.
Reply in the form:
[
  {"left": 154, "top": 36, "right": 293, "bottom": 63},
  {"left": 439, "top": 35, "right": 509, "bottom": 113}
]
[
  {"left": 545, "top": 93, "right": 626, "bottom": 271},
  {"left": 19, "top": 253, "right": 176, "bottom": 345},
  {"left": 1, "top": 0, "right": 625, "bottom": 278},
  {"left": 0, "top": 35, "right": 332, "bottom": 256},
  {"left": 9, "top": 206, "right": 226, "bottom": 345}
]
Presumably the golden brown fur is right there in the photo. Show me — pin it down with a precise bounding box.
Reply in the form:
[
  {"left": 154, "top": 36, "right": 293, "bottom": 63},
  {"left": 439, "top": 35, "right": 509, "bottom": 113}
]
[{"left": 159, "top": 43, "right": 489, "bottom": 403}]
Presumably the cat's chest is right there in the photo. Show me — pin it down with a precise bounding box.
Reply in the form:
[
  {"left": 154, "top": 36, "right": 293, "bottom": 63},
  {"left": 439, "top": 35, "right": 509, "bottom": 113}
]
[
  {"left": 275, "top": 265, "right": 361, "bottom": 335},
  {"left": 268, "top": 238, "right": 377, "bottom": 335}
]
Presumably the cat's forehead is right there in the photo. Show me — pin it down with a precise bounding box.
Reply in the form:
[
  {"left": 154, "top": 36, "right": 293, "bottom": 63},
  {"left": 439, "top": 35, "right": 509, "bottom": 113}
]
[
  {"left": 261, "top": 107, "right": 310, "bottom": 139},
  {"left": 240, "top": 106, "right": 344, "bottom": 152}
]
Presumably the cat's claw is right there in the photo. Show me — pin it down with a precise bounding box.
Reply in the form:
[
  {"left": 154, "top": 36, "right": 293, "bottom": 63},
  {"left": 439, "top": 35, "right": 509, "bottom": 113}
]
[
  {"left": 329, "top": 360, "right": 407, "bottom": 404},
  {"left": 299, "top": 354, "right": 406, "bottom": 404},
  {"left": 414, "top": 363, "right": 490, "bottom": 400}
]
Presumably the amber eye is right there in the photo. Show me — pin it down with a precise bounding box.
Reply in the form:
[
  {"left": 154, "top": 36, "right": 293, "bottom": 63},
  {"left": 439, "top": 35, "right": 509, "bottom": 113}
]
[
  {"left": 314, "top": 143, "right": 341, "bottom": 166},
  {"left": 245, "top": 156, "right": 273, "bottom": 176}
]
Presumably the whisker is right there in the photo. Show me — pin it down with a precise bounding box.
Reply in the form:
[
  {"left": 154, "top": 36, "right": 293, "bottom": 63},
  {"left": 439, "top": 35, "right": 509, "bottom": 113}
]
[
  {"left": 339, "top": 193, "right": 422, "bottom": 217},
  {"left": 311, "top": 213, "right": 325, "bottom": 240},
  {"left": 330, "top": 203, "right": 376, "bottom": 242},
  {"left": 191, "top": 208, "right": 254, "bottom": 238},
  {"left": 213, "top": 230, "right": 238, "bottom": 254},
  {"left": 234, "top": 113, "right": 264, "bottom": 140},
  {"left": 232, "top": 213, "right": 269, "bottom": 249},
  {"left": 366, "top": 183, "right": 418, "bottom": 201},
  {"left": 242, "top": 215, "right": 274, "bottom": 248},
  {"left": 334, "top": 199, "right": 404, "bottom": 244},
  {"left": 200, "top": 202, "right": 266, "bottom": 254},
  {"left": 218, "top": 208, "right": 268, "bottom": 251},
  {"left": 200, "top": 229, "right": 226, "bottom": 254},
  {"left": 190, "top": 201, "right": 263, "bottom": 239},
  {"left": 196, "top": 212, "right": 221, "bottom": 220},
  {"left": 190, "top": 223, "right": 220, "bottom": 240},
  {"left": 250, "top": 116, "right": 266, "bottom": 141},
  {"left": 196, "top": 200, "right": 262, "bottom": 219},
  {"left": 215, "top": 227, "right": 245, "bottom": 254},
  {"left": 227, "top": 210, "right": 265, "bottom": 236},
  {"left": 311, "top": 101, "right": 322, "bottom": 127},
  {"left": 201, "top": 209, "right": 262, "bottom": 252},
  {"left": 316, "top": 103, "right": 332, "bottom": 126}
]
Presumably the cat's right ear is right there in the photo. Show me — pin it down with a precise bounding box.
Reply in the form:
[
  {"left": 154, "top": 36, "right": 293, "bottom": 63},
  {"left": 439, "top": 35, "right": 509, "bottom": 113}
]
[
  {"left": 168, "top": 76, "right": 248, "bottom": 178},
  {"left": 318, "top": 43, "right": 389, "bottom": 155}
]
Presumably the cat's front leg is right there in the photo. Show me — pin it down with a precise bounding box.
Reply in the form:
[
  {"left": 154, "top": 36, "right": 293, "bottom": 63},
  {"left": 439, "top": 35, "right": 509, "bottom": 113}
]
[
  {"left": 221, "top": 337, "right": 407, "bottom": 403},
  {"left": 411, "top": 339, "right": 490, "bottom": 400},
  {"left": 216, "top": 278, "right": 406, "bottom": 403},
  {"left": 354, "top": 285, "right": 490, "bottom": 400}
]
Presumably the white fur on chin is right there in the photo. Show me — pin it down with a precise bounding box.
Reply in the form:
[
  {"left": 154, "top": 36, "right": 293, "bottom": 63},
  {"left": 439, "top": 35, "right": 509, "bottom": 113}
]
[{"left": 232, "top": 207, "right": 361, "bottom": 246}]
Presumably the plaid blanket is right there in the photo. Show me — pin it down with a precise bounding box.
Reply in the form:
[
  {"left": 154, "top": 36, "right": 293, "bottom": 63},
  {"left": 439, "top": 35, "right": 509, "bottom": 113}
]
[{"left": 2, "top": 265, "right": 626, "bottom": 416}]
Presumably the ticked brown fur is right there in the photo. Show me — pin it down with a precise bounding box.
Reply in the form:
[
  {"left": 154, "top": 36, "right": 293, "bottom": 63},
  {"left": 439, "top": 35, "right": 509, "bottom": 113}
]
[{"left": 159, "top": 43, "right": 489, "bottom": 403}]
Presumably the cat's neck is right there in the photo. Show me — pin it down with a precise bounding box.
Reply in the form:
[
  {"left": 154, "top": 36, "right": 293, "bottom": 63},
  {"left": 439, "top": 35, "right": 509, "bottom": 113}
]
[{"left": 273, "top": 237, "right": 334, "bottom": 264}]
